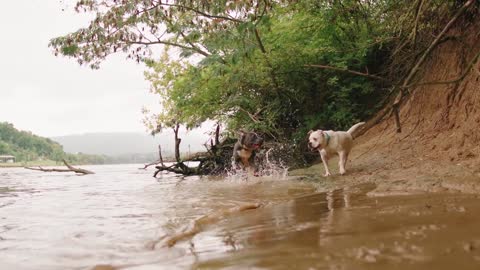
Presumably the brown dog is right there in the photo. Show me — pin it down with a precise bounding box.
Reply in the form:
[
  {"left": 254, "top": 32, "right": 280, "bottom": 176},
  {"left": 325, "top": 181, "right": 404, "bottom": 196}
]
[{"left": 231, "top": 131, "right": 264, "bottom": 174}]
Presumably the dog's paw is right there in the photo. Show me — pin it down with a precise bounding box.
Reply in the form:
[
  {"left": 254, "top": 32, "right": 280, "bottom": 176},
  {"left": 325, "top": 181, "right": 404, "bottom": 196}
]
[
  {"left": 339, "top": 170, "right": 346, "bottom": 175},
  {"left": 324, "top": 172, "right": 331, "bottom": 177}
]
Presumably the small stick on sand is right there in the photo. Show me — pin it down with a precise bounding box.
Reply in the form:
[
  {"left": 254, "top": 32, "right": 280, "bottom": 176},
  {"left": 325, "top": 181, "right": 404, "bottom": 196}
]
[{"left": 147, "top": 203, "right": 262, "bottom": 249}]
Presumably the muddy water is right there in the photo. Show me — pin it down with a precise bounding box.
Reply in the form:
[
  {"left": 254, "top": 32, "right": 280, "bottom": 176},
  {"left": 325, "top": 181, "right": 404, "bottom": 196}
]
[{"left": 1, "top": 164, "right": 480, "bottom": 270}]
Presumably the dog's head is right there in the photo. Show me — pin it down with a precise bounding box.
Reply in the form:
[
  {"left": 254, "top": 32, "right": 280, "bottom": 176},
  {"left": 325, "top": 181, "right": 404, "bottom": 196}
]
[
  {"left": 307, "top": 130, "right": 326, "bottom": 150},
  {"left": 239, "top": 131, "right": 264, "bottom": 150}
]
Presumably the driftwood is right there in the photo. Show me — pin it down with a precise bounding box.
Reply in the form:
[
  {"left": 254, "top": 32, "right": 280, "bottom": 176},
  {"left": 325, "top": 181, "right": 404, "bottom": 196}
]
[
  {"left": 139, "top": 145, "right": 165, "bottom": 169},
  {"left": 153, "top": 123, "right": 232, "bottom": 177},
  {"left": 25, "top": 159, "right": 94, "bottom": 175},
  {"left": 152, "top": 149, "right": 227, "bottom": 176},
  {"left": 146, "top": 202, "right": 262, "bottom": 249}
]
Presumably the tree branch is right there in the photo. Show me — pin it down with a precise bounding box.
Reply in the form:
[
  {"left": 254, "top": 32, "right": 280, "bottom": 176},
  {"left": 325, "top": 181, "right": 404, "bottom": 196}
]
[
  {"left": 159, "top": 3, "right": 243, "bottom": 23},
  {"left": 253, "top": 28, "right": 281, "bottom": 91},
  {"left": 406, "top": 48, "right": 480, "bottom": 88},
  {"left": 304, "top": 64, "right": 389, "bottom": 81},
  {"left": 412, "top": 0, "right": 424, "bottom": 49},
  {"left": 140, "top": 145, "right": 165, "bottom": 170},
  {"left": 401, "top": 0, "right": 474, "bottom": 89},
  {"left": 238, "top": 107, "right": 261, "bottom": 123},
  {"left": 120, "top": 38, "right": 211, "bottom": 58}
]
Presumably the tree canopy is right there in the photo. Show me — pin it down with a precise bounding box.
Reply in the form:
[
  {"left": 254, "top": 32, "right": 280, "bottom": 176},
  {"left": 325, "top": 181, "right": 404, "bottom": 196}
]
[{"left": 50, "top": 0, "right": 477, "bottom": 141}]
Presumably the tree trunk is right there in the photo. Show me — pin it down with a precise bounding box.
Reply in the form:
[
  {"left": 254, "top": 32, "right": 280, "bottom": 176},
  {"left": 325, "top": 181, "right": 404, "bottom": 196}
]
[
  {"left": 215, "top": 123, "right": 220, "bottom": 146},
  {"left": 174, "top": 123, "right": 181, "bottom": 162}
]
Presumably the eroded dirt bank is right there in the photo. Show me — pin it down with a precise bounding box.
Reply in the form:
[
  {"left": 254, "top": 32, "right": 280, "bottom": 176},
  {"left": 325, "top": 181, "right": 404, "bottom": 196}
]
[{"left": 295, "top": 18, "right": 480, "bottom": 195}]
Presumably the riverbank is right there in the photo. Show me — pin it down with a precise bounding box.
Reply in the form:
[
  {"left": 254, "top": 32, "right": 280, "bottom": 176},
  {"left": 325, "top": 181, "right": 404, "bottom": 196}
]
[
  {"left": 291, "top": 157, "right": 480, "bottom": 196},
  {"left": 290, "top": 15, "right": 480, "bottom": 196},
  {"left": 0, "top": 160, "right": 114, "bottom": 168},
  {"left": 0, "top": 160, "right": 62, "bottom": 168},
  {"left": 291, "top": 127, "right": 480, "bottom": 196}
]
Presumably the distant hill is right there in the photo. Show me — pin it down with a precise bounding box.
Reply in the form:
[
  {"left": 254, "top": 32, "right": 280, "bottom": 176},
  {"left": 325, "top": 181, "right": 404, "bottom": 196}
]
[
  {"left": 0, "top": 122, "right": 212, "bottom": 165},
  {"left": 51, "top": 129, "right": 210, "bottom": 157},
  {"left": 0, "top": 122, "right": 64, "bottom": 162}
]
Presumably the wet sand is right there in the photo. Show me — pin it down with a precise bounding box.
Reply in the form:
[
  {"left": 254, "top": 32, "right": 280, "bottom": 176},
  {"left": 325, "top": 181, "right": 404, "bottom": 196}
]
[{"left": 193, "top": 185, "right": 480, "bottom": 269}]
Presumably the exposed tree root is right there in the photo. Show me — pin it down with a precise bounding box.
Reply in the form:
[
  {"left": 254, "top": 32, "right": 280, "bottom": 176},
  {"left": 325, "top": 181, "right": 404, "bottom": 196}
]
[
  {"left": 152, "top": 123, "right": 234, "bottom": 177},
  {"left": 392, "top": 0, "right": 476, "bottom": 133}
]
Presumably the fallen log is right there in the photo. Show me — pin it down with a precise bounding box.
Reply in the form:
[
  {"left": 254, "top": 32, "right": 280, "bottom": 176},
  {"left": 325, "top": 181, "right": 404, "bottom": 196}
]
[
  {"left": 153, "top": 162, "right": 197, "bottom": 176},
  {"left": 25, "top": 159, "right": 94, "bottom": 175}
]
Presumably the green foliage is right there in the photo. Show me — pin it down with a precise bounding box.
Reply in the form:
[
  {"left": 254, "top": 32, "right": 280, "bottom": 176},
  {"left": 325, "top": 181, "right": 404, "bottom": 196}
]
[
  {"left": 61, "top": 44, "right": 79, "bottom": 56},
  {"left": 0, "top": 122, "right": 65, "bottom": 162},
  {"left": 51, "top": 0, "right": 469, "bottom": 143},
  {"left": 141, "top": 0, "right": 389, "bottom": 140},
  {"left": 0, "top": 122, "right": 106, "bottom": 164}
]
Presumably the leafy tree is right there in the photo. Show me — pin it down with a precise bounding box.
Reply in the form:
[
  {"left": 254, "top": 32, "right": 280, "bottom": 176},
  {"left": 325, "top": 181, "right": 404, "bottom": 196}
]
[{"left": 51, "top": 0, "right": 473, "bottom": 145}]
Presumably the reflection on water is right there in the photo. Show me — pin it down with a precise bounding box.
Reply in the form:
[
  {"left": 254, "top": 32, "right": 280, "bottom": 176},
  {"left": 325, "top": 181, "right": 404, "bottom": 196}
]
[{"left": 1, "top": 165, "right": 480, "bottom": 270}]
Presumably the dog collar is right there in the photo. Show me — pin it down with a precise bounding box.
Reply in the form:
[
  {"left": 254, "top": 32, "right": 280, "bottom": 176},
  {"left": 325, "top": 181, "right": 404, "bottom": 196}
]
[{"left": 324, "top": 132, "right": 330, "bottom": 146}]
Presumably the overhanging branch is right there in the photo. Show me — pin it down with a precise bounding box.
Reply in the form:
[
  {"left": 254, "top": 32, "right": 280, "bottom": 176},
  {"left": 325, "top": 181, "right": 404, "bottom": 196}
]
[{"left": 304, "top": 64, "right": 389, "bottom": 81}]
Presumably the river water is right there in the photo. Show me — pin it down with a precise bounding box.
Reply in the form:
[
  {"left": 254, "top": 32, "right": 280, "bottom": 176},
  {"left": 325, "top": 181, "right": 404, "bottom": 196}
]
[{"left": 1, "top": 164, "right": 480, "bottom": 270}]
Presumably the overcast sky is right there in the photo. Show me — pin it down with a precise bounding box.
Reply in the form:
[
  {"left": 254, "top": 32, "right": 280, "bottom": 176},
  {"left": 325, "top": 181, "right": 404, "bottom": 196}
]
[{"left": 0, "top": 1, "right": 161, "bottom": 137}]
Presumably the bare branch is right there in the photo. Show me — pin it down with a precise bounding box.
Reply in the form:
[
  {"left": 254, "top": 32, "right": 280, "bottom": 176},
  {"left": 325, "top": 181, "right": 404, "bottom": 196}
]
[
  {"left": 159, "top": 3, "right": 243, "bottom": 23},
  {"left": 304, "top": 64, "right": 389, "bottom": 81},
  {"left": 140, "top": 145, "right": 165, "bottom": 170},
  {"left": 406, "top": 48, "right": 480, "bottom": 88},
  {"left": 120, "top": 38, "right": 211, "bottom": 58},
  {"left": 238, "top": 107, "right": 261, "bottom": 123},
  {"left": 401, "top": 0, "right": 475, "bottom": 89}
]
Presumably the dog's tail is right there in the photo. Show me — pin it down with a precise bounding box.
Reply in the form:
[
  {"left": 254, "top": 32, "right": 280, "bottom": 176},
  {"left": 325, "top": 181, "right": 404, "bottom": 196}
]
[{"left": 346, "top": 122, "right": 365, "bottom": 135}]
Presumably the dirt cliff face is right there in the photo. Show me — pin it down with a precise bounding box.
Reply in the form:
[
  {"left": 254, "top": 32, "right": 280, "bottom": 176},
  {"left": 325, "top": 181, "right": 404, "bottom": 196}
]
[
  {"left": 400, "top": 21, "right": 480, "bottom": 162},
  {"left": 336, "top": 18, "right": 480, "bottom": 193}
]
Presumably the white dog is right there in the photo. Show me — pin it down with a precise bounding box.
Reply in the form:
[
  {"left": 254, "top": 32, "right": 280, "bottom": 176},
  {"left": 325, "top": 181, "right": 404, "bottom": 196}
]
[{"left": 308, "top": 122, "right": 365, "bottom": 176}]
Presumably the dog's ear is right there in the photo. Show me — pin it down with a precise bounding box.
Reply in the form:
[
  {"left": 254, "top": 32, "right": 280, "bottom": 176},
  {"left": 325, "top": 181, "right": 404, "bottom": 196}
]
[
  {"left": 237, "top": 129, "right": 246, "bottom": 142},
  {"left": 237, "top": 129, "right": 246, "bottom": 137},
  {"left": 307, "top": 130, "right": 313, "bottom": 136}
]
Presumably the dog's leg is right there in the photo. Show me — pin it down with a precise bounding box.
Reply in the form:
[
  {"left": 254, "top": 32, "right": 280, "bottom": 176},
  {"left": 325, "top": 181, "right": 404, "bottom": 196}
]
[
  {"left": 338, "top": 151, "right": 347, "bottom": 175},
  {"left": 320, "top": 150, "right": 331, "bottom": 177},
  {"left": 344, "top": 152, "right": 349, "bottom": 173}
]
